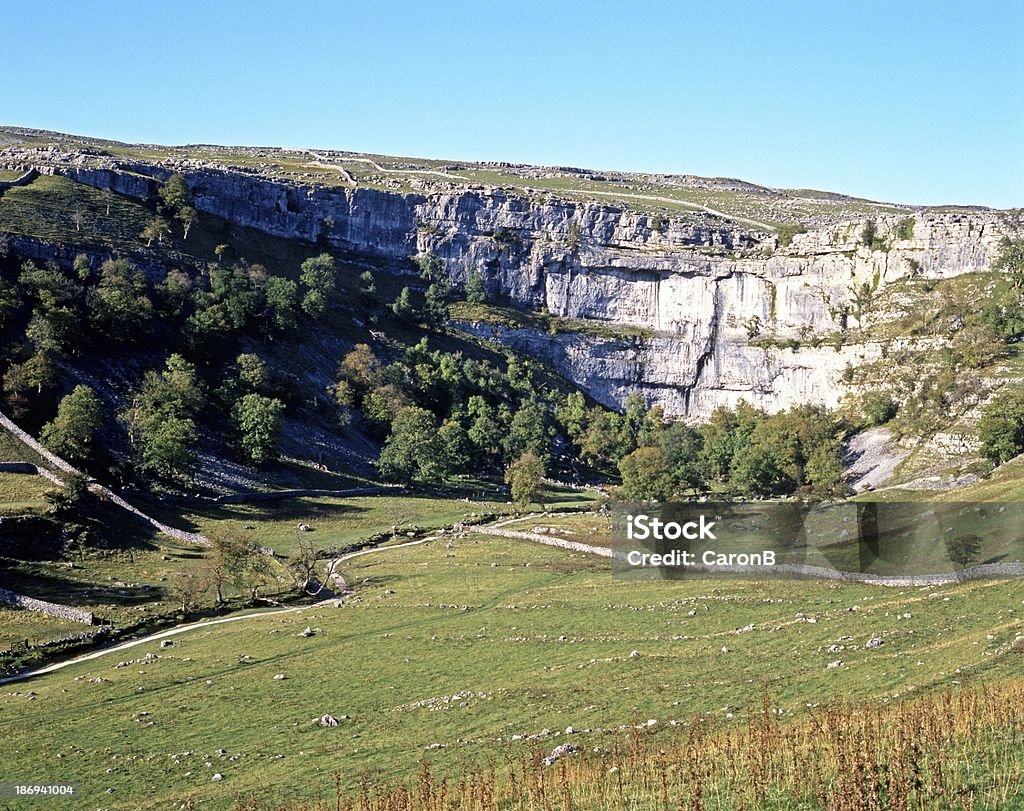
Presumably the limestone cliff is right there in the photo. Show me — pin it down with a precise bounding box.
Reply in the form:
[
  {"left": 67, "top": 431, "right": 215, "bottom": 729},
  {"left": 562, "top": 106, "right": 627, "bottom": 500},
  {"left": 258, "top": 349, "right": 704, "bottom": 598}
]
[{"left": 37, "top": 158, "right": 1017, "bottom": 420}]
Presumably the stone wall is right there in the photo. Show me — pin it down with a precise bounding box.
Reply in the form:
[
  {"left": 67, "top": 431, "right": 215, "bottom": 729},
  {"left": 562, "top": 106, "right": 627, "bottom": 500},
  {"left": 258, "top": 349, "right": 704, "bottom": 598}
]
[{"left": 0, "top": 588, "right": 94, "bottom": 625}]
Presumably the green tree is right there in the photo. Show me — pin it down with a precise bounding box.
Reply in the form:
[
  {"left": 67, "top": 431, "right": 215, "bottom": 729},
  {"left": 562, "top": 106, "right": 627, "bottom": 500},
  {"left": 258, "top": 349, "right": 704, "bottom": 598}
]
[
  {"left": 299, "top": 253, "right": 338, "bottom": 317},
  {"left": 464, "top": 272, "right": 487, "bottom": 303},
  {"left": 978, "top": 392, "right": 1024, "bottom": 466},
  {"left": 358, "top": 270, "right": 376, "bottom": 299},
  {"left": 121, "top": 354, "right": 206, "bottom": 479},
  {"left": 504, "top": 399, "right": 551, "bottom": 461},
  {"left": 555, "top": 391, "right": 589, "bottom": 445},
  {"left": 659, "top": 422, "right": 705, "bottom": 493},
  {"left": 505, "top": 450, "right": 545, "bottom": 509},
  {"left": 424, "top": 282, "right": 450, "bottom": 326},
  {"left": 946, "top": 534, "right": 983, "bottom": 569},
  {"left": 264, "top": 276, "right": 298, "bottom": 332},
  {"left": 0, "top": 277, "right": 20, "bottom": 329},
  {"left": 158, "top": 269, "right": 193, "bottom": 317},
  {"left": 90, "top": 259, "right": 154, "bottom": 340},
  {"left": 618, "top": 445, "right": 674, "bottom": 502},
  {"left": 391, "top": 286, "right": 417, "bottom": 322},
  {"left": 467, "top": 396, "right": 504, "bottom": 460},
  {"left": 40, "top": 385, "right": 104, "bottom": 460},
  {"left": 438, "top": 420, "right": 471, "bottom": 473},
  {"left": 730, "top": 443, "right": 791, "bottom": 496},
  {"left": 177, "top": 205, "right": 198, "bottom": 240},
  {"left": 158, "top": 174, "right": 192, "bottom": 213},
  {"left": 232, "top": 393, "right": 285, "bottom": 465},
  {"left": 378, "top": 406, "right": 444, "bottom": 483},
  {"left": 141, "top": 217, "right": 171, "bottom": 247},
  {"left": 416, "top": 250, "right": 443, "bottom": 282}
]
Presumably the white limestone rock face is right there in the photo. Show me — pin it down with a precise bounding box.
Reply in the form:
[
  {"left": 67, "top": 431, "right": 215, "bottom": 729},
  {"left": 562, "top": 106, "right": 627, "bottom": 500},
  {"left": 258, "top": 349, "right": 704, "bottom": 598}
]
[{"left": 49, "top": 162, "right": 1017, "bottom": 419}]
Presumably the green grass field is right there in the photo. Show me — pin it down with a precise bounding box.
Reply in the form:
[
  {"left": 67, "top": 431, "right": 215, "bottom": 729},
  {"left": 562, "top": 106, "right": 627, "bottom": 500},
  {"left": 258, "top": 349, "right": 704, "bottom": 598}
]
[
  {"left": 0, "top": 471, "right": 52, "bottom": 516},
  {"left": 2, "top": 531, "right": 1022, "bottom": 809},
  {"left": 160, "top": 485, "right": 600, "bottom": 555}
]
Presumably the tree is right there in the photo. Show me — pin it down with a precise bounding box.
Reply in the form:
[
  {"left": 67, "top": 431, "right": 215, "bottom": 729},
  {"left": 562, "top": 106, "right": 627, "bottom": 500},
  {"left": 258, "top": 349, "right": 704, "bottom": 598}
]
[
  {"left": 141, "top": 218, "right": 171, "bottom": 247},
  {"left": 358, "top": 270, "right": 376, "bottom": 299},
  {"left": 730, "top": 444, "right": 791, "bottom": 497},
  {"left": 505, "top": 451, "right": 545, "bottom": 509},
  {"left": 299, "top": 253, "right": 338, "bottom": 317},
  {"left": 232, "top": 393, "right": 285, "bottom": 465},
  {"left": 424, "top": 282, "right": 449, "bottom": 326},
  {"left": 555, "top": 391, "right": 589, "bottom": 445},
  {"left": 121, "top": 354, "right": 206, "bottom": 479},
  {"left": 467, "top": 396, "right": 504, "bottom": 460},
  {"left": 659, "top": 422, "right": 705, "bottom": 493},
  {"left": 169, "top": 569, "right": 209, "bottom": 615},
  {"left": 391, "top": 286, "right": 417, "bottom": 322},
  {"left": 73, "top": 254, "right": 92, "bottom": 281},
  {"left": 978, "top": 392, "right": 1024, "bottom": 466},
  {"left": 206, "top": 533, "right": 249, "bottom": 603},
  {"left": 41, "top": 385, "right": 104, "bottom": 460},
  {"left": 158, "top": 269, "right": 193, "bottom": 317},
  {"left": 946, "top": 534, "right": 984, "bottom": 569},
  {"left": 241, "top": 551, "right": 275, "bottom": 602},
  {"left": 438, "top": 420, "right": 471, "bottom": 474},
  {"left": 90, "top": 259, "right": 154, "bottom": 340},
  {"left": 338, "top": 344, "right": 383, "bottom": 390},
  {"left": 416, "top": 251, "right": 443, "bottom": 282},
  {"left": 464, "top": 272, "right": 487, "bottom": 304},
  {"left": 862, "top": 391, "right": 898, "bottom": 426},
  {"left": 177, "top": 206, "right": 198, "bottom": 240},
  {"left": 0, "top": 277, "right": 20, "bottom": 329},
  {"left": 378, "top": 406, "right": 444, "bottom": 483},
  {"left": 618, "top": 445, "right": 674, "bottom": 502},
  {"left": 504, "top": 399, "right": 552, "bottom": 462},
  {"left": 159, "top": 174, "right": 192, "bottom": 213},
  {"left": 264, "top": 276, "right": 298, "bottom": 332}
]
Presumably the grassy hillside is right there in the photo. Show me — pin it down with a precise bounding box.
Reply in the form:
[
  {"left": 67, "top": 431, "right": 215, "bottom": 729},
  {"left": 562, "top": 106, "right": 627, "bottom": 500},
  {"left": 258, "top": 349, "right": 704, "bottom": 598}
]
[{"left": 3, "top": 532, "right": 1023, "bottom": 809}]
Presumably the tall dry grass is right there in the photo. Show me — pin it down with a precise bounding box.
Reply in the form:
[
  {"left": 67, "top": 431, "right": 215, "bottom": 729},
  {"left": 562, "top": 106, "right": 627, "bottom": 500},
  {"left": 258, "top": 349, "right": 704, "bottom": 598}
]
[{"left": 233, "top": 681, "right": 1024, "bottom": 811}]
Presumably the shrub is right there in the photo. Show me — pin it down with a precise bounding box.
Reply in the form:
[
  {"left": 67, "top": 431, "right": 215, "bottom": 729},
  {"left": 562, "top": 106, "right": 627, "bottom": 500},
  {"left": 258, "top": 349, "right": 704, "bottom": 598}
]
[{"left": 776, "top": 223, "right": 808, "bottom": 248}]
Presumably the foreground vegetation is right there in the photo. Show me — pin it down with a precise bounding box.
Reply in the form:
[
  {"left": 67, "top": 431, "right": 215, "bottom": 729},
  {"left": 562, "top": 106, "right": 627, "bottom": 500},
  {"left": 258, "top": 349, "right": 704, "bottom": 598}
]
[
  {"left": 2, "top": 533, "right": 1023, "bottom": 809},
  {"left": 252, "top": 681, "right": 1024, "bottom": 810}
]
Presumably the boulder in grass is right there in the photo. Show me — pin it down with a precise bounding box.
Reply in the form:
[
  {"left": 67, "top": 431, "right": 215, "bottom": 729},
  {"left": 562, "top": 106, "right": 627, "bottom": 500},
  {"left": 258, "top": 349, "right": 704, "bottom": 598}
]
[{"left": 320, "top": 714, "right": 339, "bottom": 727}]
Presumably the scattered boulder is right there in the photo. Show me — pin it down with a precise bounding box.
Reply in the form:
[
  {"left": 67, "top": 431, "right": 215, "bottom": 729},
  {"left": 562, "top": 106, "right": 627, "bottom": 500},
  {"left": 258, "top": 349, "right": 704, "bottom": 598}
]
[
  {"left": 629, "top": 650, "right": 640, "bottom": 658},
  {"left": 273, "top": 674, "right": 287, "bottom": 681},
  {"left": 297, "top": 523, "right": 312, "bottom": 532},
  {"left": 299, "top": 627, "right": 316, "bottom": 638},
  {"left": 543, "top": 742, "right": 580, "bottom": 766},
  {"left": 826, "top": 660, "right": 843, "bottom": 669},
  {"left": 212, "top": 773, "right": 223, "bottom": 782},
  {"left": 866, "top": 637, "right": 884, "bottom": 648},
  {"left": 160, "top": 640, "right": 174, "bottom": 648}
]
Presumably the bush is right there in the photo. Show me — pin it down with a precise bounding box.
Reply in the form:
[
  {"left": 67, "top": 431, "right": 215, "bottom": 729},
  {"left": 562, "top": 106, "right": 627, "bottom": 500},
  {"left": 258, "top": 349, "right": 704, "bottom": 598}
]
[
  {"left": 776, "top": 223, "right": 808, "bottom": 248},
  {"left": 862, "top": 391, "right": 898, "bottom": 426},
  {"left": 977, "top": 392, "right": 1024, "bottom": 466}
]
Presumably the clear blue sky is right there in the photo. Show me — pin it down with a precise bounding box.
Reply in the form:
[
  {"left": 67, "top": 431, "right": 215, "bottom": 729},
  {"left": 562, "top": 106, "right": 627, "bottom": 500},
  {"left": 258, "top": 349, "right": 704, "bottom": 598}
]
[{"left": 2, "top": 1, "right": 1020, "bottom": 207}]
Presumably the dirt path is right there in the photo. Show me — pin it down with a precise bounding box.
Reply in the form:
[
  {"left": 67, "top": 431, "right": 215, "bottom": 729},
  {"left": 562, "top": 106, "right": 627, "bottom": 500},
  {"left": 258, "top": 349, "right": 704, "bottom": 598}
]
[
  {"left": 0, "top": 533, "right": 451, "bottom": 686},
  {"left": 584, "top": 189, "right": 775, "bottom": 231}
]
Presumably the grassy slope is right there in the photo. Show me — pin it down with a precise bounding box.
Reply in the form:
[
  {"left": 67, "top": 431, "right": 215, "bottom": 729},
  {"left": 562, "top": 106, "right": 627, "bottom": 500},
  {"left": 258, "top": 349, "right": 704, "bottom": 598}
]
[
  {"left": 158, "top": 484, "right": 600, "bottom": 556},
  {"left": 0, "top": 128, "right": 935, "bottom": 227},
  {"left": 2, "top": 534, "right": 1023, "bottom": 809}
]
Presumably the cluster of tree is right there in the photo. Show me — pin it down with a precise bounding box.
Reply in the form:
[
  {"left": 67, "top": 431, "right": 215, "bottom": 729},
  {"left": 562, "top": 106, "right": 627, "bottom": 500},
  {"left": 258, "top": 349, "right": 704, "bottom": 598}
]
[
  {"left": 566, "top": 398, "right": 845, "bottom": 502},
  {"left": 120, "top": 354, "right": 207, "bottom": 480},
  {"left": 335, "top": 339, "right": 555, "bottom": 484},
  {"left": 978, "top": 391, "right": 1024, "bottom": 468},
  {"left": 141, "top": 173, "right": 198, "bottom": 247}
]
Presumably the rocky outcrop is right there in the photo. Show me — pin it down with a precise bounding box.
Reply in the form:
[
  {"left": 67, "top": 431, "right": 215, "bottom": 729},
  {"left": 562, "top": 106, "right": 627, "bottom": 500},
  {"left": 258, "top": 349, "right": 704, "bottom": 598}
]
[{"left": 34, "top": 158, "right": 1018, "bottom": 419}]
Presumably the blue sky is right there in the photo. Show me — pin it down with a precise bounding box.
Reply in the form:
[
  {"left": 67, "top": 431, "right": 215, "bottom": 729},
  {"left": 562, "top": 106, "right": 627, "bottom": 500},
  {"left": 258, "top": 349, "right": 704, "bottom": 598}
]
[{"left": 2, "top": 1, "right": 1020, "bottom": 207}]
